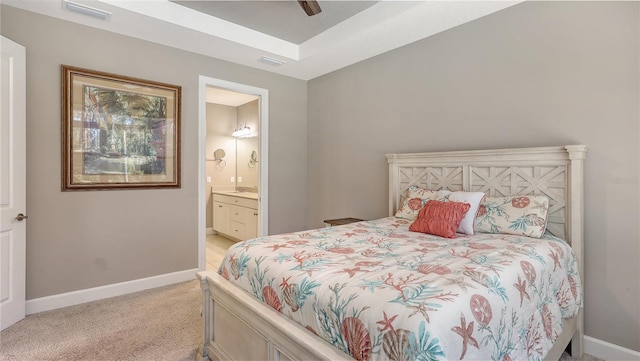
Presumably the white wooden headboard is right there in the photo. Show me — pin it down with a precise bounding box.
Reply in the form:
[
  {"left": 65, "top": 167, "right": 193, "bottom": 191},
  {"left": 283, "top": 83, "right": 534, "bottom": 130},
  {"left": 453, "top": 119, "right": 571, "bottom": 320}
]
[{"left": 386, "top": 145, "right": 587, "bottom": 273}]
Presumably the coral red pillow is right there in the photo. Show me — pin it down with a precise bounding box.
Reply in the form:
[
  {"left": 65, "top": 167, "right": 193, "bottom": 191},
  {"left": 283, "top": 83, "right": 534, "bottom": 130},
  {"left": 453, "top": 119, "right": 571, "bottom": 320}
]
[{"left": 409, "top": 200, "right": 471, "bottom": 238}]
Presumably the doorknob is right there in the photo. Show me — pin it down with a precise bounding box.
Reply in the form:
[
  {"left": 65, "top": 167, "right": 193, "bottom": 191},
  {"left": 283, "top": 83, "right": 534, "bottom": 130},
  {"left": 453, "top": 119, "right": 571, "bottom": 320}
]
[{"left": 15, "top": 213, "right": 28, "bottom": 221}]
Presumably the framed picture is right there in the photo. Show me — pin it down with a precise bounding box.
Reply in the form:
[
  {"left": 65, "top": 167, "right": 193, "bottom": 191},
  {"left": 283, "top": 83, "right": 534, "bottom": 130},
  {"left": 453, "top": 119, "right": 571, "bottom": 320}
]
[{"left": 62, "top": 65, "right": 181, "bottom": 190}]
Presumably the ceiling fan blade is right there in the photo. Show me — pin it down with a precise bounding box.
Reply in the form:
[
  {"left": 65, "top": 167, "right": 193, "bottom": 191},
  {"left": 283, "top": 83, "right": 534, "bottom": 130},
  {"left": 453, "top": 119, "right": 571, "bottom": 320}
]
[{"left": 298, "top": 0, "right": 322, "bottom": 16}]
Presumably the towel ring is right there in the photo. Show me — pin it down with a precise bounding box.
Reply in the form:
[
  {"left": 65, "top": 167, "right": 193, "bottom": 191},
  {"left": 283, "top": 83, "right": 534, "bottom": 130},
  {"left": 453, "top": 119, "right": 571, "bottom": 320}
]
[{"left": 214, "top": 149, "right": 226, "bottom": 169}]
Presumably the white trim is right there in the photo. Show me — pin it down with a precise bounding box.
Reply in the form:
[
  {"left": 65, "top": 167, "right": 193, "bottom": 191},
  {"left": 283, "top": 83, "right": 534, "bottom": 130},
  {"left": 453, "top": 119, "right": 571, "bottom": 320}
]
[
  {"left": 585, "top": 335, "right": 640, "bottom": 361},
  {"left": 197, "top": 76, "right": 269, "bottom": 271},
  {"left": 25, "top": 268, "right": 198, "bottom": 315},
  {"left": 198, "top": 77, "right": 207, "bottom": 273}
]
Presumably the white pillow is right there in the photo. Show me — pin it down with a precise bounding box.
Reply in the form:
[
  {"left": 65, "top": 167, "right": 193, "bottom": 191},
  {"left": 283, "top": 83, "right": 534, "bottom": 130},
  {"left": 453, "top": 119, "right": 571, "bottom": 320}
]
[{"left": 436, "top": 190, "right": 485, "bottom": 235}]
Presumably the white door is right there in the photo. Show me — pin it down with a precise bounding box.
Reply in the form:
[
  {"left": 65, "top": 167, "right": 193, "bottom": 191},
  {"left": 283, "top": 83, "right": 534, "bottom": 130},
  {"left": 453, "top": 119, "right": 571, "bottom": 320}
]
[{"left": 0, "top": 36, "right": 27, "bottom": 331}]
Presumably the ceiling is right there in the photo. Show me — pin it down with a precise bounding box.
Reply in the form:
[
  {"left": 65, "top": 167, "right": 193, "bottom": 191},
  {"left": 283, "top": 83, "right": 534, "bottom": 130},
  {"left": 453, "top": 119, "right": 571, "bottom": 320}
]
[
  {"left": 173, "top": 1, "right": 378, "bottom": 45},
  {"left": 207, "top": 87, "right": 259, "bottom": 106},
  {"left": 4, "top": 0, "right": 523, "bottom": 80}
]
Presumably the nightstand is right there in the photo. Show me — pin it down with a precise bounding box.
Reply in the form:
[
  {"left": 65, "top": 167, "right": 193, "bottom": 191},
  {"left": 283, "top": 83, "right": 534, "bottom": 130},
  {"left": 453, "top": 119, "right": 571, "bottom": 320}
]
[{"left": 323, "top": 217, "right": 364, "bottom": 227}]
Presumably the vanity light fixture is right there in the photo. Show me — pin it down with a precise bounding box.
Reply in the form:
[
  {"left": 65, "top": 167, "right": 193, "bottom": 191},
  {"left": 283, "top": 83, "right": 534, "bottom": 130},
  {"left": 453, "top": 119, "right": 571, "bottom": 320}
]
[
  {"left": 63, "top": 0, "right": 112, "bottom": 21},
  {"left": 232, "top": 125, "right": 252, "bottom": 138}
]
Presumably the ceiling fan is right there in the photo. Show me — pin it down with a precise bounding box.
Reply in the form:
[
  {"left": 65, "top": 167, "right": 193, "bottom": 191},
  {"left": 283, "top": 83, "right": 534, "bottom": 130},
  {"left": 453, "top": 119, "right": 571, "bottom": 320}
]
[{"left": 298, "top": 0, "right": 322, "bottom": 16}]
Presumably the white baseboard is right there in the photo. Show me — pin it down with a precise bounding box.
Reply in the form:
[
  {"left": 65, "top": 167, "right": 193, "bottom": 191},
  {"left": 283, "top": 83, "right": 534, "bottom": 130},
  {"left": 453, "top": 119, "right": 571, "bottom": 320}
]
[
  {"left": 585, "top": 335, "right": 640, "bottom": 361},
  {"left": 25, "top": 268, "right": 199, "bottom": 315}
]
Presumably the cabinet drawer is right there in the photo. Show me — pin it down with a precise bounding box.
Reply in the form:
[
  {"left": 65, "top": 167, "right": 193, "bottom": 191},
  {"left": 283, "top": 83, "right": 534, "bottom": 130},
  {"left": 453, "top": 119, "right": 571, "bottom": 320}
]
[
  {"left": 230, "top": 205, "right": 245, "bottom": 223},
  {"left": 244, "top": 199, "right": 258, "bottom": 209},
  {"left": 229, "top": 221, "right": 245, "bottom": 240},
  {"left": 214, "top": 194, "right": 244, "bottom": 205}
]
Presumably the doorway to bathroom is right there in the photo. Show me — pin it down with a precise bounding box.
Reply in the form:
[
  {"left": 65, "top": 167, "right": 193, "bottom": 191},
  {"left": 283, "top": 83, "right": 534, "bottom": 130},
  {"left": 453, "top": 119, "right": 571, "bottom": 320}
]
[{"left": 197, "top": 76, "right": 268, "bottom": 271}]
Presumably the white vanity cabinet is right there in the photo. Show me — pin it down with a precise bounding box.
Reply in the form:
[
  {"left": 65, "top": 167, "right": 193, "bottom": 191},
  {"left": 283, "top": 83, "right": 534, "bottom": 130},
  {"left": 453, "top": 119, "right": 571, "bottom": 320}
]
[
  {"left": 213, "top": 201, "right": 231, "bottom": 236},
  {"left": 244, "top": 207, "right": 259, "bottom": 240},
  {"left": 213, "top": 192, "right": 258, "bottom": 241}
]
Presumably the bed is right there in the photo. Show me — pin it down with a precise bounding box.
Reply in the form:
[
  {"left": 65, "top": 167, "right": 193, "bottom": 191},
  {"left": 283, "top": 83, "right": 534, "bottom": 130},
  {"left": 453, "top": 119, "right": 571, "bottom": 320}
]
[{"left": 196, "top": 145, "right": 587, "bottom": 361}]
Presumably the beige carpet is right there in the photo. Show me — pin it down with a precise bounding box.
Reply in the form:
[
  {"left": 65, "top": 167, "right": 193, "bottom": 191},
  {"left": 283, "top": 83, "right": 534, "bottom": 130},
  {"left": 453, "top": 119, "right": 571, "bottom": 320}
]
[
  {"left": 0, "top": 280, "right": 202, "bottom": 361},
  {"left": 1, "top": 279, "right": 603, "bottom": 361}
]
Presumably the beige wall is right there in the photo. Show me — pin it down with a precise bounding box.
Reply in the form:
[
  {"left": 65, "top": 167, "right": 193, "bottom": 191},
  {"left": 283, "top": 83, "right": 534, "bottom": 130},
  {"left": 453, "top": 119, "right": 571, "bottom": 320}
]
[
  {"left": 307, "top": 1, "right": 639, "bottom": 352},
  {"left": 0, "top": 5, "right": 308, "bottom": 299}
]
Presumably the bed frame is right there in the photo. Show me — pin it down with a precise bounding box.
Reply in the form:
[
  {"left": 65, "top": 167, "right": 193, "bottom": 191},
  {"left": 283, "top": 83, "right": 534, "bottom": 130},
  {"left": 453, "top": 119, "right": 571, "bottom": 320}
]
[{"left": 196, "top": 145, "right": 587, "bottom": 361}]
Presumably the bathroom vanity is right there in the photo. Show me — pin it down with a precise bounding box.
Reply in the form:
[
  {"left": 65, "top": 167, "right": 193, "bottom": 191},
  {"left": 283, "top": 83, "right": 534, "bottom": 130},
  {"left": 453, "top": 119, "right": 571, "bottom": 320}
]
[{"left": 212, "top": 191, "right": 258, "bottom": 241}]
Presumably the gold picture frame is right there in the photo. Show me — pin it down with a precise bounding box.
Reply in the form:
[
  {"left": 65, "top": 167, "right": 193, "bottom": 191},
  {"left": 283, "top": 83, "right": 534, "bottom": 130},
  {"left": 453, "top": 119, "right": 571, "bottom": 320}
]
[{"left": 62, "top": 65, "right": 181, "bottom": 190}]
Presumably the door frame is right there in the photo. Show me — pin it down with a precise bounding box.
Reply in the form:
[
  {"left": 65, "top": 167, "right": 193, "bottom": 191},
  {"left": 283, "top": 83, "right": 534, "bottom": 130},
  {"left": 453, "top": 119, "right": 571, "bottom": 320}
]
[{"left": 197, "top": 76, "right": 268, "bottom": 270}]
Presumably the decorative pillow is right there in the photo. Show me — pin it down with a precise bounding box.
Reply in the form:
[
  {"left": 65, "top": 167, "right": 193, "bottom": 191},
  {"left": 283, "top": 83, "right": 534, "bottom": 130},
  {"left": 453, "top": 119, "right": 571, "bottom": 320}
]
[
  {"left": 394, "top": 185, "right": 439, "bottom": 221},
  {"left": 409, "top": 200, "right": 471, "bottom": 238},
  {"left": 474, "top": 195, "right": 550, "bottom": 238},
  {"left": 436, "top": 190, "right": 485, "bottom": 235}
]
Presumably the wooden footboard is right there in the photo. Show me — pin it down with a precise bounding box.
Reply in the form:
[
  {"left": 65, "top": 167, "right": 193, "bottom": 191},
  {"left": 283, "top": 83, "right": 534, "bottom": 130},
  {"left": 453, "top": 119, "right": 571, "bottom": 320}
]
[
  {"left": 544, "top": 314, "right": 582, "bottom": 361},
  {"left": 197, "top": 270, "right": 581, "bottom": 361},
  {"left": 196, "top": 271, "right": 353, "bottom": 361}
]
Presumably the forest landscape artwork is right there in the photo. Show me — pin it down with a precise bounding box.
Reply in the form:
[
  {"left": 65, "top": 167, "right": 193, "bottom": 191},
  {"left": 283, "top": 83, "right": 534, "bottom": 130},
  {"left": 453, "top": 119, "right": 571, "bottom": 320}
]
[
  {"left": 81, "top": 86, "right": 167, "bottom": 176},
  {"left": 62, "top": 66, "right": 181, "bottom": 190}
]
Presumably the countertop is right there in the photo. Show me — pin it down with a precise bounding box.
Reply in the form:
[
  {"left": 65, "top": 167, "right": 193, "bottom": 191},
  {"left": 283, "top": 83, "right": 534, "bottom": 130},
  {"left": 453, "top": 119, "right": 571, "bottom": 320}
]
[{"left": 212, "top": 190, "right": 259, "bottom": 200}]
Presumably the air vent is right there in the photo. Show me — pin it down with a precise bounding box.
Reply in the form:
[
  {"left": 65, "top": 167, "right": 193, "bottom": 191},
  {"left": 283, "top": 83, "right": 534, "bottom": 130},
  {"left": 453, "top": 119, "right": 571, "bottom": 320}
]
[
  {"left": 63, "top": 0, "right": 111, "bottom": 21},
  {"left": 259, "top": 56, "right": 286, "bottom": 67}
]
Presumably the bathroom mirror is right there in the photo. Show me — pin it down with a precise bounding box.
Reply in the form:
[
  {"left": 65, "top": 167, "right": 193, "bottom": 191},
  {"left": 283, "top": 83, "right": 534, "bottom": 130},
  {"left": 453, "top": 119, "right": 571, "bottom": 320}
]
[
  {"left": 236, "top": 137, "right": 259, "bottom": 188},
  {"left": 233, "top": 99, "right": 259, "bottom": 190}
]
